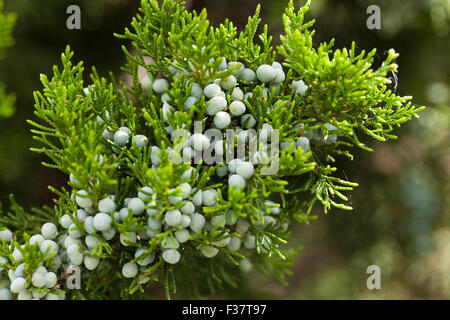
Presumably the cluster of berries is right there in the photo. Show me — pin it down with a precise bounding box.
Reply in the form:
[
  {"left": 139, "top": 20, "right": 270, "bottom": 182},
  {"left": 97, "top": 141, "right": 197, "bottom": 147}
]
[{"left": 0, "top": 57, "right": 341, "bottom": 300}]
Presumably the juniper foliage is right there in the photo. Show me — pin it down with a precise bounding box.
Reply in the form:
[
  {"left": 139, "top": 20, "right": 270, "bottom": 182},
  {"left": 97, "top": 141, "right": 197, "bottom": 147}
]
[{"left": 0, "top": 0, "right": 424, "bottom": 300}]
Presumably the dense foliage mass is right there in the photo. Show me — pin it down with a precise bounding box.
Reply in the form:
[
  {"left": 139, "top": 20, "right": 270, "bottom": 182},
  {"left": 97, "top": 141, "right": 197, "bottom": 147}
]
[
  {"left": 0, "top": 0, "right": 16, "bottom": 118},
  {"left": 0, "top": 0, "right": 423, "bottom": 300}
]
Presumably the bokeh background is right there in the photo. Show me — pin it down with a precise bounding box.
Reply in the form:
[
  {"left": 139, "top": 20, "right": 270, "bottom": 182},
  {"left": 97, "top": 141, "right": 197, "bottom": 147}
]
[{"left": 0, "top": 0, "right": 448, "bottom": 299}]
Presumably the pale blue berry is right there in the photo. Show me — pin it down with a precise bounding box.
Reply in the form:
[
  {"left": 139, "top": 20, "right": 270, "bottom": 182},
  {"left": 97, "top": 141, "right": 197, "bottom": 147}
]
[
  {"left": 165, "top": 210, "right": 182, "bottom": 227},
  {"left": 296, "top": 136, "right": 311, "bottom": 152},
  {"left": 141, "top": 75, "right": 153, "bottom": 89},
  {"left": 202, "top": 189, "right": 218, "bottom": 207},
  {"left": 114, "top": 130, "right": 130, "bottom": 146},
  {"left": 204, "top": 83, "right": 221, "bottom": 98},
  {"left": 256, "top": 64, "right": 276, "bottom": 83},
  {"left": 241, "top": 114, "right": 256, "bottom": 128},
  {"left": 102, "top": 227, "right": 116, "bottom": 241},
  {"left": 10, "top": 278, "right": 27, "bottom": 294},
  {"left": 44, "top": 272, "right": 57, "bottom": 288},
  {"left": 191, "top": 190, "right": 203, "bottom": 207},
  {"left": 180, "top": 201, "right": 195, "bottom": 215},
  {"left": 31, "top": 272, "right": 46, "bottom": 289},
  {"left": 63, "top": 235, "right": 80, "bottom": 249},
  {"left": 93, "top": 213, "right": 112, "bottom": 232},
  {"left": 226, "top": 210, "right": 237, "bottom": 225},
  {"left": 292, "top": 79, "right": 308, "bottom": 95},
  {"left": 98, "top": 196, "right": 116, "bottom": 213},
  {"left": 40, "top": 240, "right": 58, "bottom": 255},
  {"left": 45, "top": 293, "right": 61, "bottom": 300},
  {"left": 29, "top": 234, "right": 45, "bottom": 246},
  {"left": 180, "top": 215, "right": 191, "bottom": 228},
  {"left": 324, "top": 123, "right": 338, "bottom": 144},
  {"left": 102, "top": 128, "right": 114, "bottom": 140},
  {"left": 190, "top": 83, "right": 203, "bottom": 98},
  {"left": 200, "top": 245, "right": 219, "bottom": 258},
  {"left": 263, "top": 215, "right": 277, "bottom": 228},
  {"left": 75, "top": 190, "right": 94, "bottom": 208},
  {"left": 161, "top": 237, "right": 179, "bottom": 250},
  {"left": 213, "top": 140, "right": 224, "bottom": 156},
  {"left": 190, "top": 213, "right": 205, "bottom": 232},
  {"left": 216, "top": 165, "right": 228, "bottom": 177},
  {"left": 168, "top": 189, "right": 183, "bottom": 205},
  {"left": 67, "top": 243, "right": 84, "bottom": 265},
  {"left": 236, "top": 162, "right": 255, "bottom": 180},
  {"left": 228, "top": 174, "right": 246, "bottom": 189},
  {"left": 12, "top": 247, "right": 23, "bottom": 262},
  {"left": 84, "top": 216, "right": 95, "bottom": 234},
  {"left": 32, "top": 288, "right": 47, "bottom": 299},
  {"left": 212, "top": 233, "right": 231, "bottom": 248},
  {"left": 14, "top": 263, "right": 25, "bottom": 278},
  {"left": 178, "top": 183, "right": 192, "bottom": 199},
  {"left": 265, "top": 200, "right": 280, "bottom": 215},
  {"left": 17, "top": 289, "right": 32, "bottom": 300},
  {"left": 190, "top": 133, "right": 210, "bottom": 151},
  {"left": 229, "top": 100, "right": 246, "bottom": 116},
  {"left": 128, "top": 198, "right": 145, "bottom": 215},
  {"left": 206, "top": 96, "right": 227, "bottom": 116},
  {"left": 0, "top": 229, "right": 12, "bottom": 241},
  {"left": 214, "top": 111, "right": 231, "bottom": 129},
  {"left": 304, "top": 130, "right": 314, "bottom": 140},
  {"left": 281, "top": 141, "right": 295, "bottom": 152},
  {"left": 120, "top": 232, "right": 137, "bottom": 246},
  {"left": 272, "top": 61, "right": 283, "bottom": 70},
  {"left": 139, "top": 229, "right": 150, "bottom": 241},
  {"left": 35, "top": 266, "right": 47, "bottom": 275},
  {"left": 146, "top": 204, "right": 159, "bottom": 217},
  {"left": 237, "top": 219, "right": 250, "bottom": 233},
  {"left": 119, "top": 126, "right": 131, "bottom": 134},
  {"left": 174, "top": 229, "right": 190, "bottom": 243},
  {"left": 162, "top": 103, "right": 173, "bottom": 122},
  {"left": 85, "top": 235, "right": 99, "bottom": 249},
  {"left": 119, "top": 207, "right": 131, "bottom": 221},
  {"left": 132, "top": 135, "right": 148, "bottom": 147},
  {"left": 161, "top": 92, "right": 171, "bottom": 103},
  {"left": 220, "top": 75, "right": 237, "bottom": 91},
  {"left": 230, "top": 87, "right": 244, "bottom": 101},
  {"left": 0, "top": 288, "right": 12, "bottom": 300},
  {"left": 84, "top": 256, "right": 100, "bottom": 271},
  {"left": 228, "top": 158, "right": 243, "bottom": 174},
  {"left": 48, "top": 256, "right": 61, "bottom": 271},
  {"left": 135, "top": 247, "right": 155, "bottom": 266},
  {"left": 211, "top": 215, "right": 226, "bottom": 228},
  {"left": 184, "top": 96, "right": 197, "bottom": 111},
  {"left": 147, "top": 217, "right": 162, "bottom": 230},
  {"left": 241, "top": 68, "right": 256, "bottom": 82},
  {"left": 253, "top": 150, "right": 269, "bottom": 164},
  {"left": 243, "top": 92, "right": 253, "bottom": 100},
  {"left": 239, "top": 258, "right": 253, "bottom": 272},
  {"left": 227, "top": 236, "right": 242, "bottom": 251},
  {"left": 76, "top": 209, "right": 87, "bottom": 222},
  {"left": 244, "top": 235, "right": 256, "bottom": 249},
  {"left": 122, "top": 262, "right": 138, "bottom": 278},
  {"left": 228, "top": 61, "right": 244, "bottom": 77},
  {"left": 272, "top": 68, "right": 286, "bottom": 84},
  {"left": 96, "top": 111, "right": 110, "bottom": 124},
  {"left": 145, "top": 228, "right": 159, "bottom": 238},
  {"left": 138, "top": 186, "right": 153, "bottom": 200}
]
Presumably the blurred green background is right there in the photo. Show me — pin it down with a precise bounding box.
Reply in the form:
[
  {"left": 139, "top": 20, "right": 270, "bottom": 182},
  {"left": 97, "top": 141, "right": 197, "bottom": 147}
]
[{"left": 0, "top": 0, "right": 448, "bottom": 299}]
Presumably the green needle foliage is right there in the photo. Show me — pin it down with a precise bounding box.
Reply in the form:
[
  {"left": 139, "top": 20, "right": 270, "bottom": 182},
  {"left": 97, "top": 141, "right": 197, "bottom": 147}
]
[
  {"left": 0, "top": 0, "right": 16, "bottom": 118},
  {"left": 0, "top": 0, "right": 424, "bottom": 300}
]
